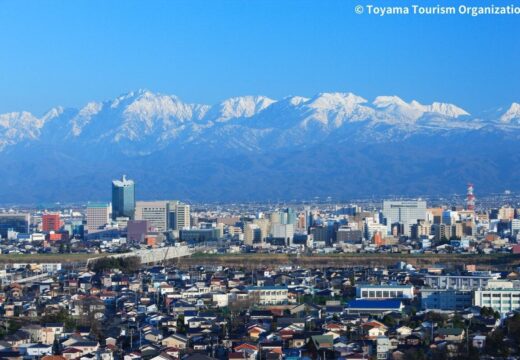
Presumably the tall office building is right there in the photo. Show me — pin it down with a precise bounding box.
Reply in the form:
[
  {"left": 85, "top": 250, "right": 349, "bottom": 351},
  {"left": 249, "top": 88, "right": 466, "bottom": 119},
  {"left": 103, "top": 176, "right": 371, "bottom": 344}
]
[
  {"left": 382, "top": 200, "right": 427, "bottom": 237},
  {"left": 86, "top": 203, "right": 111, "bottom": 233},
  {"left": 271, "top": 223, "right": 294, "bottom": 246},
  {"left": 135, "top": 201, "right": 169, "bottom": 232},
  {"left": 0, "top": 213, "right": 30, "bottom": 238},
  {"left": 253, "top": 218, "right": 271, "bottom": 242},
  {"left": 270, "top": 208, "right": 297, "bottom": 226},
  {"left": 42, "top": 213, "right": 61, "bottom": 232},
  {"left": 168, "top": 201, "right": 191, "bottom": 230},
  {"left": 244, "top": 223, "right": 262, "bottom": 246},
  {"left": 112, "top": 175, "right": 135, "bottom": 220}
]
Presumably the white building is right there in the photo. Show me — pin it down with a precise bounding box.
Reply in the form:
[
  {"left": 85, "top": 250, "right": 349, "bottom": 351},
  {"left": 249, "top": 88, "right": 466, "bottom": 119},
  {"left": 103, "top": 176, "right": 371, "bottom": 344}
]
[
  {"left": 271, "top": 223, "right": 294, "bottom": 246},
  {"left": 473, "top": 288, "right": 520, "bottom": 314},
  {"left": 376, "top": 336, "right": 391, "bottom": 360},
  {"left": 424, "top": 272, "right": 500, "bottom": 290},
  {"left": 169, "top": 201, "right": 191, "bottom": 230},
  {"left": 246, "top": 286, "right": 288, "bottom": 305},
  {"left": 356, "top": 285, "right": 414, "bottom": 300},
  {"left": 382, "top": 200, "right": 427, "bottom": 237}
]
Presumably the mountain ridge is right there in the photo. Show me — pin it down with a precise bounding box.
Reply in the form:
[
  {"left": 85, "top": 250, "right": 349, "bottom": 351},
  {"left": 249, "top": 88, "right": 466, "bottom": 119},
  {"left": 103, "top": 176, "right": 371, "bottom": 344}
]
[{"left": 0, "top": 89, "right": 519, "bottom": 203}]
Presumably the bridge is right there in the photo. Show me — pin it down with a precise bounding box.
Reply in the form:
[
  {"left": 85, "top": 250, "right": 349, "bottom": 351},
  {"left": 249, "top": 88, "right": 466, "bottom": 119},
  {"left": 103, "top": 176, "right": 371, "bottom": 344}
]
[{"left": 86, "top": 245, "right": 193, "bottom": 266}]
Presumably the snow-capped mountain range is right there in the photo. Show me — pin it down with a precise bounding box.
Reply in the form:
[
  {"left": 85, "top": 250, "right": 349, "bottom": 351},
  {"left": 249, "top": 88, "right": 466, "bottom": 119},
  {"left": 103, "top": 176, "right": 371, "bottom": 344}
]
[
  {"left": 1, "top": 89, "right": 518, "bottom": 153},
  {"left": 0, "top": 89, "right": 519, "bottom": 203}
]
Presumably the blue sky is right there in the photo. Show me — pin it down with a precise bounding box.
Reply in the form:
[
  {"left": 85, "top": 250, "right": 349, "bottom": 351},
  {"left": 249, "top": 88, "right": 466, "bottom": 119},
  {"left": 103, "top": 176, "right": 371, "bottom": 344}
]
[{"left": 0, "top": 0, "right": 518, "bottom": 115}]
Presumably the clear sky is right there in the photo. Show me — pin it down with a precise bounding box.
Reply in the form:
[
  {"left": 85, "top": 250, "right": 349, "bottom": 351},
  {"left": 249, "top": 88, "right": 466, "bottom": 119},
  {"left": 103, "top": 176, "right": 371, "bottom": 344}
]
[{"left": 0, "top": 0, "right": 518, "bottom": 115}]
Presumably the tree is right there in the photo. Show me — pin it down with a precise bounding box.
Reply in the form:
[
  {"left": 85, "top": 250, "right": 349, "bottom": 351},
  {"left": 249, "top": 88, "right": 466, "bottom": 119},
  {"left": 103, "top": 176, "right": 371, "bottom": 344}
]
[
  {"left": 176, "top": 315, "right": 186, "bottom": 334},
  {"left": 382, "top": 314, "right": 397, "bottom": 327},
  {"left": 89, "top": 256, "right": 141, "bottom": 273},
  {"left": 485, "top": 328, "right": 509, "bottom": 356}
]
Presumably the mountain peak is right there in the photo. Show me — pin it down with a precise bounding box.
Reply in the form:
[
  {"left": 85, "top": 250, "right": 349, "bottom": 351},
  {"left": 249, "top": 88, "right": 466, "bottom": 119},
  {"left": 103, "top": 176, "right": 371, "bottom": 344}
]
[
  {"left": 500, "top": 102, "right": 520, "bottom": 123},
  {"left": 208, "top": 95, "right": 276, "bottom": 122}
]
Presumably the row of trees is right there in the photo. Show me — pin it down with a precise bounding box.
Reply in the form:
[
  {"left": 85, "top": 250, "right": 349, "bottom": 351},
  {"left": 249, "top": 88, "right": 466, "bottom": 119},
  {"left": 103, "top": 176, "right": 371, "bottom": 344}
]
[{"left": 88, "top": 256, "right": 141, "bottom": 273}]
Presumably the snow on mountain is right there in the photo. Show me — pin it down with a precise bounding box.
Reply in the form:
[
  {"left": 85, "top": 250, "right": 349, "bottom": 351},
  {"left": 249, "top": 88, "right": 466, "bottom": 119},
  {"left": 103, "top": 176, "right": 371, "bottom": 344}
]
[
  {"left": 71, "top": 102, "right": 103, "bottom": 136},
  {"left": 205, "top": 95, "right": 276, "bottom": 123},
  {"left": 500, "top": 103, "right": 520, "bottom": 124},
  {"left": 0, "top": 90, "right": 515, "bottom": 153},
  {"left": 372, "top": 96, "right": 469, "bottom": 125},
  {"left": 300, "top": 92, "right": 373, "bottom": 128},
  {"left": 0, "top": 107, "right": 64, "bottom": 149}
]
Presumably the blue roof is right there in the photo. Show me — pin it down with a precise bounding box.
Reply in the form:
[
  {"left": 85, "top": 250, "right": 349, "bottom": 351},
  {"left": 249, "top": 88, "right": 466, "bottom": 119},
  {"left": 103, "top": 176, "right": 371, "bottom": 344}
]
[{"left": 347, "top": 299, "right": 402, "bottom": 309}]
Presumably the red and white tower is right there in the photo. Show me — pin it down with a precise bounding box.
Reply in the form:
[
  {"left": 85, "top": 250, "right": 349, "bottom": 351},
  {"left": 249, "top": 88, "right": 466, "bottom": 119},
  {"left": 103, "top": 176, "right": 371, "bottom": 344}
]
[{"left": 466, "top": 183, "right": 475, "bottom": 211}]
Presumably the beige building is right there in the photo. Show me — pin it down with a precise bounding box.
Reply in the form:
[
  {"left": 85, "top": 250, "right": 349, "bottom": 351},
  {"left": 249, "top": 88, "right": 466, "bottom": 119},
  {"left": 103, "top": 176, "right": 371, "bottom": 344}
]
[
  {"left": 169, "top": 201, "right": 191, "bottom": 230},
  {"left": 135, "top": 201, "right": 169, "bottom": 232},
  {"left": 86, "top": 203, "right": 111, "bottom": 233}
]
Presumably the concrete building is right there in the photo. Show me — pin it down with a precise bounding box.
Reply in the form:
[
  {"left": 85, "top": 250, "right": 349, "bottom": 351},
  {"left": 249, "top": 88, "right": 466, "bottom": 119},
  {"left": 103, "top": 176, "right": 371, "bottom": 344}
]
[
  {"left": 271, "top": 223, "right": 294, "bottom": 246},
  {"left": 253, "top": 218, "right": 271, "bottom": 242},
  {"left": 86, "top": 203, "right": 111, "bottom": 233},
  {"left": 424, "top": 272, "right": 500, "bottom": 290},
  {"left": 420, "top": 289, "right": 473, "bottom": 311},
  {"left": 244, "top": 223, "right": 261, "bottom": 246},
  {"left": 42, "top": 213, "right": 61, "bottom": 232},
  {"left": 135, "top": 201, "right": 169, "bottom": 232},
  {"left": 127, "top": 220, "right": 150, "bottom": 244},
  {"left": 336, "top": 227, "right": 363, "bottom": 244},
  {"left": 382, "top": 200, "right": 427, "bottom": 237},
  {"left": 473, "top": 288, "right": 520, "bottom": 314},
  {"left": 0, "top": 213, "right": 30, "bottom": 238},
  {"left": 169, "top": 201, "right": 191, "bottom": 230},
  {"left": 246, "top": 286, "right": 288, "bottom": 305},
  {"left": 356, "top": 285, "right": 414, "bottom": 300}
]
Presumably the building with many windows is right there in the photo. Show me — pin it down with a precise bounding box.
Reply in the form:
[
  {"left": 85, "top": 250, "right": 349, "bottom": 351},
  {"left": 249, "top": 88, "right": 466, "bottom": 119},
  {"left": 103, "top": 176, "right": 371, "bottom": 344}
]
[
  {"left": 245, "top": 286, "right": 288, "bottom": 305},
  {"left": 169, "top": 201, "right": 191, "bottom": 230},
  {"left": 473, "top": 288, "right": 520, "bottom": 314},
  {"left": 420, "top": 289, "right": 473, "bottom": 311},
  {"left": 112, "top": 175, "right": 135, "bottom": 220},
  {"left": 42, "top": 213, "right": 61, "bottom": 232},
  {"left": 382, "top": 200, "right": 427, "bottom": 237},
  {"left": 135, "top": 201, "right": 168, "bottom": 232},
  {"left": 86, "top": 203, "right": 111, "bottom": 233},
  {"left": 356, "top": 285, "right": 415, "bottom": 300},
  {"left": 424, "top": 272, "right": 500, "bottom": 290},
  {"left": 0, "top": 213, "right": 30, "bottom": 238}
]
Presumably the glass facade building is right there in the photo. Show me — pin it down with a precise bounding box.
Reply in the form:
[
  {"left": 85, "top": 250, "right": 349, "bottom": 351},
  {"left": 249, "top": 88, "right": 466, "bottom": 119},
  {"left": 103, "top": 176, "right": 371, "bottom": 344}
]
[
  {"left": 0, "top": 213, "right": 30, "bottom": 238},
  {"left": 112, "top": 175, "right": 135, "bottom": 220}
]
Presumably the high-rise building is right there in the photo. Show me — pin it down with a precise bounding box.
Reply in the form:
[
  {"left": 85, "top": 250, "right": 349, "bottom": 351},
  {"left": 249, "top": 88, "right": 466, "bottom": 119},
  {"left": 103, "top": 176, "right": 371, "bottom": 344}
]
[
  {"left": 112, "top": 175, "right": 135, "bottom": 220},
  {"left": 135, "top": 201, "right": 169, "bottom": 232},
  {"left": 0, "top": 213, "right": 30, "bottom": 238},
  {"left": 42, "top": 213, "right": 61, "bottom": 232},
  {"left": 271, "top": 223, "right": 294, "bottom": 246},
  {"left": 87, "top": 203, "right": 111, "bottom": 233},
  {"left": 168, "top": 201, "right": 191, "bottom": 230},
  {"left": 244, "top": 223, "right": 261, "bottom": 246},
  {"left": 382, "top": 200, "right": 427, "bottom": 237},
  {"left": 253, "top": 218, "right": 271, "bottom": 242},
  {"left": 271, "top": 208, "right": 297, "bottom": 225}
]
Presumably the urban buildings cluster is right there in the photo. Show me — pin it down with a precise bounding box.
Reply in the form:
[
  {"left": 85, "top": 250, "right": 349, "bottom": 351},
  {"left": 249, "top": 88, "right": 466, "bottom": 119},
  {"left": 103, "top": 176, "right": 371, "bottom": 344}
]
[
  {"left": 3, "top": 180, "right": 520, "bottom": 258},
  {"left": 1, "top": 179, "right": 520, "bottom": 359},
  {"left": 1, "top": 261, "right": 520, "bottom": 360}
]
